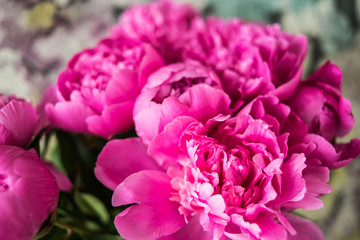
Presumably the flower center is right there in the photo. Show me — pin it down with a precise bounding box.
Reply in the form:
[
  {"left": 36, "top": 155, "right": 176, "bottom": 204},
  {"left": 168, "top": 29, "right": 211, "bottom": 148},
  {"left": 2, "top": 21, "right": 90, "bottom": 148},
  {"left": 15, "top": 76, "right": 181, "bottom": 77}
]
[
  {"left": 152, "top": 77, "right": 208, "bottom": 103},
  {"left": 0, "top": 174, "right": 9, "bottom": 192}
]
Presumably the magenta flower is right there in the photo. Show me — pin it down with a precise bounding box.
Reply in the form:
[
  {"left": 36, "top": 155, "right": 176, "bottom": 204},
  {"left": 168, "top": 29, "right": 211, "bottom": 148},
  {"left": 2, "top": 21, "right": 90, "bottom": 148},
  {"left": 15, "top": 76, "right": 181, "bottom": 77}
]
[
  {"left": 0, "top": 145, "right": 59, "bottom": 240},
  {"left": 46, "top": 38, "right": 164, "bottom": 138},
  {"left": 111, "top": 0, "right": 198, "bottom": 63},
  {"left": 287, "top": 61, "right": 355, "bottom": 141},
  {"left": 95, "top": 96, "right": 358, "bottom": 239},
  {"left": 0, "top": 94, "right": 37, "bottom": 148},
  {"left": 182, "top": 17, "right": 307, "bottom": 109},
  {"left": 133, "top": 62, "right": 231, "bottom": 145}
]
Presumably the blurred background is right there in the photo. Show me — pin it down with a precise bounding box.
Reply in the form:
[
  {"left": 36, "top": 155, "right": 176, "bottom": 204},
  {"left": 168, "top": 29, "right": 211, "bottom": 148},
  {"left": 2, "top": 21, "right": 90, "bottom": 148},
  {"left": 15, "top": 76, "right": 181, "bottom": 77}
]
[{"left": 0, "top": 0, "right": 359, "bottom": 239}]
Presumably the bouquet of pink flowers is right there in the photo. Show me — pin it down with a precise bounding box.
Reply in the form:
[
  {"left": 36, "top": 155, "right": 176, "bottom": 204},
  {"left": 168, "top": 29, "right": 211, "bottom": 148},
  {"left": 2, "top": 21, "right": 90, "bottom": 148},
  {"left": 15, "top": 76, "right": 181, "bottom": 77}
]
[{"left": 1, "top": 0, "right": 359, "bottom": 239}]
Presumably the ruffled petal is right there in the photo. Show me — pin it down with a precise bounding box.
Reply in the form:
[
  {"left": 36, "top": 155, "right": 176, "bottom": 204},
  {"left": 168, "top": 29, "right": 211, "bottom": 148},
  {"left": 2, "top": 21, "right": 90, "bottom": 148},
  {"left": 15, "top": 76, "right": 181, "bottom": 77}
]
[{"left": 148, "top": 116, "right": 197, "bottom": 168}]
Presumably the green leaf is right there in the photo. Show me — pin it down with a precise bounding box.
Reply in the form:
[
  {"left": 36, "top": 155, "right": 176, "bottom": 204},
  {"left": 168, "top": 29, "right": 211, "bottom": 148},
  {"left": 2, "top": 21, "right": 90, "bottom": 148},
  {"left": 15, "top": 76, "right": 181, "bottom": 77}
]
[{"left": 74, "top": 191, "right": 110, "bottom": 225}]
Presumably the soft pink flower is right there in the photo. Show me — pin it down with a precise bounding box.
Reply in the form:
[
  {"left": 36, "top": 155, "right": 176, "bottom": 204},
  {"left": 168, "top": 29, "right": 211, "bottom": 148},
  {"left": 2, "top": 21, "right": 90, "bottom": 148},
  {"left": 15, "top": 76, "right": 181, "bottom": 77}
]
[
  {"left": 0, "top": 145, "right": 59, "bottom": 240},
  {"left": 133, "top": 62, "right": 231, "bottom": 145},
  {"left": 287, "top": 61, "right": 355, "bottom": 141},
  {"left": 46, "top": 38, "right": 164, "bottom": 138},
  {"left": 95, "top": 96, "right": 355, "bottom": 239},
  {"left": 0, "top": 94, "right": 37, "bottom": 148},
  {"left": 182, "top": 17, "right": 307, "bottom": 109},
  {"left": 112, "top": 0, "right": 198, "bottom": 63}
]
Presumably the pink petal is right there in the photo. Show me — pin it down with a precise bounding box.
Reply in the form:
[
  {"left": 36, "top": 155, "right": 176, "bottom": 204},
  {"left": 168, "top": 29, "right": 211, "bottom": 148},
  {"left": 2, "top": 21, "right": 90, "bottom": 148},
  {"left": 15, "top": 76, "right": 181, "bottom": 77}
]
[
  {"left": 113, "top": 170, "right": 185, "bottom": 239},
  {"left": 256, "top": 215, "right": 288, "bottom": 240},
  {"left": 95, "top": 138, "right": 161, "bottom": 190},
  {"left": 278, "top": 153, "right": 306, "bottom": 204},
  {"left": 115, "top": 204, "right": 184, "bottom": 240},
  {"left": 46, "top": 101, "right": 95, "bottom": 134},
  {"left": 181, "top": 84, "right": 231, "bottom": 123},
  {"left": 134, "top": 102, "right": 162, "bottom": 145},
  {"left": 148, "top": 116, "right": 197, "bottom": 168},
  {"left": 333, "top": 138, "right": 360, "bottom": 169},
  {"left": 105, "top": 69, "right": 139, "bottom": 105},
  {"left": 35, "top": 86, "right": 58, "bottom": 135},
  {"left": 306, "top": 61, "right": 341, "bottom": 90},
  {"left": 158, "top": 97, "right": 191, "bottom": 134},
  {"left": 0, "top": 99, "right": 37, "bottom": 147},
  {"left": 272, "top": 67, "right": 302, "bottom": 101},
  {"left": 86, "top": 101, "right": 134, "bottom": 139},
  {"left": 0, "top": 194, "right": 35, "bottom": 240},
  {"left": 160, "top": 214, "right": 213, "bottom": 240},
  {"left": 337, "top": 97, "right": 355, "bottom": 137},
  {"left": 304, "top": 134, "right": 360, "bottom": 169},
  {"left": 40, "top": 159, "right": 73, "bottom": 192},
  {"left": 138, "top": 44, "right": 165, "bottom": 87},
  {"left": 12, "top": 157, "right": 59, "bottom": 225},
  {"left": 112, "top": 170, "right": 170, "bottom": 206},
  {"left": 285, "top": 213, "right": 324, "bottom": 240}
]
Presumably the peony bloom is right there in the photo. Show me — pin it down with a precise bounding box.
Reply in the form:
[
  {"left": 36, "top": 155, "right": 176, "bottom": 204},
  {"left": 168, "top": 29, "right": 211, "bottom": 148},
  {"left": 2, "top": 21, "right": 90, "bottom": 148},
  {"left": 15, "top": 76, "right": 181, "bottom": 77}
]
[
  {"left": 133, "top": 62, "right": 231, "bottom": 145},
  {"left": 181, "top": 17, "right": 307, "bottom": 109},
  {"left": 111, "top": 0, "right": 198, "bottom": 63},
  {"left": 96, "top": 96, "right": 359, "bottom": 239},
  {"left": 0, "top": 145, "right": 59, "bottom": 240},
  {"left": 0, "top": 94, "right": 37, "bottom": 148},
  {"left": 286, "top": 61, "right": 355, "bottom": 141},
  {"left": 46, "top": 37, "right": 164, "bottom": 138}
]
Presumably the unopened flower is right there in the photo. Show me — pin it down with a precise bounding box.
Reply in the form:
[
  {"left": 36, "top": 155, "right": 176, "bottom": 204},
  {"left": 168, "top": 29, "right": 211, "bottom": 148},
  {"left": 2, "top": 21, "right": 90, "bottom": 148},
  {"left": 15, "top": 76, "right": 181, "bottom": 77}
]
[{"left": 0, "top": 145, "right": 59, "bottom": 240}]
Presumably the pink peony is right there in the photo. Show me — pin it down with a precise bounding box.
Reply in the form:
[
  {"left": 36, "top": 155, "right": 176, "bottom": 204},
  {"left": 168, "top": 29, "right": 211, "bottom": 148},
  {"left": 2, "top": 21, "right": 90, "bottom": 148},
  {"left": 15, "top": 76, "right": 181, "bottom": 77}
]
[
  {"left": 46, "top": 37, "right": 164, "bottom": 138},
  {"left": 0, "top": 94, "right": 38, "bottom": 148},
  {"left": 286, "top": 61, "right": 355, "bottom": 141},
  {"left": 95, "top": 96, "right": 359, "bottom": 239},
  {"left": 133, "top": 62, "right": 231, "bottom": 145},
  {"left": 182, "top": 17, "right": 307, "bottom": 109},
  {"left": 112, "top": 0, "right": 198, "bottom": 63},
  {"left": 0, "top": 145, "right": 59, "bottom": 240}
]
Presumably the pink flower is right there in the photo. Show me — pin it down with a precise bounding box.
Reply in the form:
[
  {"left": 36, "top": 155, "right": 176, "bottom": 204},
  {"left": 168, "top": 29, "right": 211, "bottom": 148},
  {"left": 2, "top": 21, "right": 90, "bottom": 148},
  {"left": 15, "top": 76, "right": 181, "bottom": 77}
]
[
  {"left": 287, "top": 61, "right": 355, "bottom": 141},
  {"left": 0, "top": 145, "right": 59, "bottom": 240},
  {"left": 112, "top": 0, "right": 198, "bottom": 63},
  {"left": 46, "top": 38, "right": 164, "bottom": 138},
  {"left": 0, "top": 94, "right": 37, "bottom": 148},
  {"left": 182, "top": 17, "right": 307, "bottom": 109},
  {"left": 133, "top": 62, "right": 231, "bottom": 145},
  {"left": 95, "top": 96, "right": 357, "bottom": 239}
]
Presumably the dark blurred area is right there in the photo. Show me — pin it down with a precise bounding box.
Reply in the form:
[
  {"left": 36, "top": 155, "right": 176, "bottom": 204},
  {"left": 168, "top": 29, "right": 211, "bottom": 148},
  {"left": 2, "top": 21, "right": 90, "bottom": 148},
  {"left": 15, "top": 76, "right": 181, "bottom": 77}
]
[{"left": 0, "top": 0, "right": 359, "bottom": 239}]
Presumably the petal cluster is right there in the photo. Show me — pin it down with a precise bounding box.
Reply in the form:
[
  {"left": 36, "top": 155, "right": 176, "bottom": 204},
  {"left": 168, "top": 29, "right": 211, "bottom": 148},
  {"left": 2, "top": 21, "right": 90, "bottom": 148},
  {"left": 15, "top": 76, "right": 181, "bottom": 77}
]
[
  {"left": 46, "top": 38, "right": 164, "bottom": 138},
  {"left": 134, "top": 62, "right": 231, "bottom": 144},
  {"left": 34, "top": 0, "right": 358, "bottom": 239}
]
